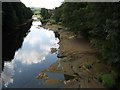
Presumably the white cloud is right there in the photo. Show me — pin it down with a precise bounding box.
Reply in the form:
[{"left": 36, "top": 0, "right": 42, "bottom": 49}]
[
  {"left": 25, "top": 36, "right": 42, "bottom": 47},
  {"left": 45, "top": 30, "right": 53, "bottom": 38},
  {"left": 14, "top": 50, "right": 48, "bottom": 65},
  {"left": 21, "top": 0, "right": 64, "bottom": 9}
]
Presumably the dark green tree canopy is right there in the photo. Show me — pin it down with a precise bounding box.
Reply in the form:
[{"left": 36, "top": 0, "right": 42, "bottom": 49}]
[{"left": 52, "top": 2, "right": 120, "bottom": 65}]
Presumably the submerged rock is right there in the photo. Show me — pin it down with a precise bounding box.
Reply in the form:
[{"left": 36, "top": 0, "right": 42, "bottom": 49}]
[
  {"left": 50, "top": 48, "right": 57, "bottom": 54},
  {"left": 44, "top": 78, "right": 62, "bottom": 85}
]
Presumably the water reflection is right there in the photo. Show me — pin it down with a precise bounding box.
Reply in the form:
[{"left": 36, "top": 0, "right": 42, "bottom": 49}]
[
  {"left": 1, "top": 61, "right": 14, "bottom": 87},
  {"left": 2, "top": 21, "right": 60, "bottom": 88}
]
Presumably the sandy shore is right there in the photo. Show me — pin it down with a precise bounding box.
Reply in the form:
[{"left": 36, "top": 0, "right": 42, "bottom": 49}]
[{"left": 38, "top": 23, "right": 112, "bottom": 88}]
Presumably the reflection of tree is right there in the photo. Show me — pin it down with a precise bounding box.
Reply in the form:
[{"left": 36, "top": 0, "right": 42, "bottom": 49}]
[{"left": 54, "top": 31, "right": 60, "bottom": 39}]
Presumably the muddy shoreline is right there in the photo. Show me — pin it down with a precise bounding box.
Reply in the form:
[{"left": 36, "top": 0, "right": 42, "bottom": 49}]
[{"left": 40, "top": 23, "right": 114, "bottom": 88}]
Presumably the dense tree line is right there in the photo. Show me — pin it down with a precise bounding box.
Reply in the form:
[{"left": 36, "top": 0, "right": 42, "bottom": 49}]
[
  {"left": 2, "top": 2, "right": 33, "bottom": 68},
  {"left": 2, "top": 2, "right": 33, "bottom": 29},
  {"left": 52, "top": 5, "right": 64, "bottom": 23},
  {"left": 40, "top": 8, "right": 51, "bottom": 20},
  {"left": 53, "top": 2, "right": 120, "bottom": 66},
  {"left": 40, "top": 8, "right": 52, "bottom": 24}
]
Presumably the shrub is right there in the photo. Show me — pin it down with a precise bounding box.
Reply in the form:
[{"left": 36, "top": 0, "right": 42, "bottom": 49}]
[
  {"left": 49, "top": 19, "right": 56, "bottom": 24},
  {"left": 97, "top": 74, "right": 116, "bottom": 88}
]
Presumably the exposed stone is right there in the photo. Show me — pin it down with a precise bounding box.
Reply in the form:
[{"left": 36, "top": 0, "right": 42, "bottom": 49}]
[{"left": 36, "top": 72, "right": 48, "bottom": 79}]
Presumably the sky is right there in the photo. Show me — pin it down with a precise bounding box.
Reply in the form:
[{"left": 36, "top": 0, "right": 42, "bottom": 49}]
[{"left": 21, "top": 0, "right": 64, "bottom": 9}]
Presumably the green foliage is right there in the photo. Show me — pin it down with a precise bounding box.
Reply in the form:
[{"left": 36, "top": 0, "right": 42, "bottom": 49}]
[
  {"left": 97, "top": 74, "right": 116, "bottom": 88},
  {"left": 34, "top": 10, "right": 40, "bottom": 15},
  {"left": 33, "top": 10, "right": 42, "bottom": 20},
  {"left": 40, "top": 8, "right": 51, "bottom": 20},
  {"left": 49, "top": 19, "right": 56, "bottom": 24},
  {"left": 2, "top": 2, "right": 33, "bottom": 26},
  {"left": 2, "top": 2, "right": 33, "bottom": 52},
  {"left": 52, "top": 4, "right": 64, "bottom": 23},
  {"left": 88, "top": 3, "right": 120, "bottom": 65},
  {"left": 53, "top": 2, "right": 120, "bottom": 66},
  {"left": 84, "top": 63, "right": 92, "bottom": 69},
  {"left": 2, "top": 2, "right": 33, "bottom": 65}
]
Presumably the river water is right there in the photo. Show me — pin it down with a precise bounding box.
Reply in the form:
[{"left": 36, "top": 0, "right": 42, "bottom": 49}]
[{"left": 1, "top": 21, "right": 65, "bottom": 88}]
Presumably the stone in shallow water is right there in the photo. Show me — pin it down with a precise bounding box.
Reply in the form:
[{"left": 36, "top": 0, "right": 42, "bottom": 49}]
[
  {"left": 50, "top": 48, "right": 57, "bottom": 54},
  {"left": 64, "top": 78, "right": 78, "bottom": 87},
  {"left": 36, "top": 72, "right": 48, "bottom": 79}
]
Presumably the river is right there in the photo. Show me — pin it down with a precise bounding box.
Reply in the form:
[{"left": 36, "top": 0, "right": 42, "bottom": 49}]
[{"left": 1, "top": 21, "right": 65, "bottom": 88}]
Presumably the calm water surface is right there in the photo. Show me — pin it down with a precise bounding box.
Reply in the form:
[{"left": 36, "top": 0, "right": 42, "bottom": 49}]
[{"left": 2, "top": 21, "right": 65, "bottom": 88}]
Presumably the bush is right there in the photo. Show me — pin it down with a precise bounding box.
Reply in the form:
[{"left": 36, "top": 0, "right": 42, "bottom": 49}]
[
  {"left": 49, "top": 19, "right": 56, "bottom": 24},
  {"left": 58, "top": 22, "right": 62, "bottom": 25},
  {"left": 97, "top": 74, "right": 116, "bottom": 88}
]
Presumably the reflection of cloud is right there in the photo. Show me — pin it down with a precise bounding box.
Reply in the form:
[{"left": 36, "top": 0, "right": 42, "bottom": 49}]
[
  {"left": 32, "top": 21, "right": 42, "bottom": 26},
  {"left": 24, "top": 36, "right": 42, "bottom": 47},
  {"left": 45, "top": 31, "right": 54, "bottom": 38},
  {"left": 15, "top": 50, "right": 48, "bottom": 65},
  {"left": 40, "top": 44, "right": 51, "bottom": 51},
  {"left": 1, "top": 61, "right": 14, "bottom": 87},
  {"left": 1, "top": 21, "right": 60, "bottom": 87},
  {"left": 13, "top": 25, "right": 59, "bottom": 65},
  {"left": 49, "top": 39, "right": 59, "bottom": 47},
  {"left": 0, "top": 77, "right": 2, "bottom": 90},
  {"left": 18, "top": 69, "right": 22, "bottom": 73}
]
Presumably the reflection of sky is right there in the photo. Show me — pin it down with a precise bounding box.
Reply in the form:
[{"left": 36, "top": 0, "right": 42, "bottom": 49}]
[
  {"left": 1, "top": 61, "right": 14, "bottom": 87},
  {"left": 15, "top": 23, "right": 59, "bottom": 65},
  {"left": 2, "top": 21, "right": 59, "bottom": 87}
]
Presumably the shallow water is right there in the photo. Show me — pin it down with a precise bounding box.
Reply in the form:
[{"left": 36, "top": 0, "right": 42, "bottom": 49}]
[{"left": 2, "top": 21, "right": 65, "bottom": 88}]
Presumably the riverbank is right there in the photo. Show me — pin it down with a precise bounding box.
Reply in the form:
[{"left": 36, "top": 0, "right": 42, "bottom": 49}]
[{"left": 40, "top": 23, "right": 116, "bottom": 88}]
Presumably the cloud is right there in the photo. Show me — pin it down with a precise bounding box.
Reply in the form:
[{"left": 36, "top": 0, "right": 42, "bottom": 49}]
[
  {"left": 24, "top": 36, "right": 42, "bottom": 47},
  {"left": 21, "top": 0, "right": 64, "bottom": 9}
]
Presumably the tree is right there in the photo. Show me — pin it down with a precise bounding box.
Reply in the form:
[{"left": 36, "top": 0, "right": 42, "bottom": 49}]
[
  {"left": 53, "top": 2, "right": 120, "bottom": 65},
  {"left": 40, "top": 8, "right": 50, "bottom": 20}
]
